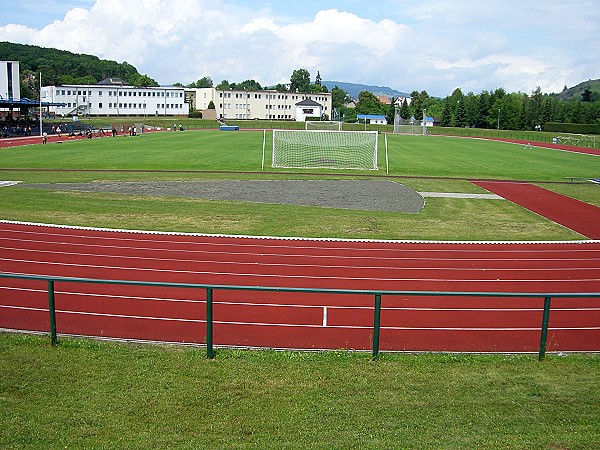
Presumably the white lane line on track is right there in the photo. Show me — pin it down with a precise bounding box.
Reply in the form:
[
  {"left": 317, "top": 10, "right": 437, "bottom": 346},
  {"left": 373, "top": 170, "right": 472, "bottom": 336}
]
[
  {"left": 3, "top": 238, "right": 600, "bottom": 265},
  {"left": 3, "top": 287, "right": 600, "bottom": 312},
  {"left": 3, "top": 260, "right": 600, "bottom": 283},
  {"left": 1, "top": 225, "right": 599, "bottom": 251},
  {"left": 1, "top": 246, "right": 598, "bottom": 272},
  {"left": 3, "top": 305, "right": 599, "bottom": 331},
  {"left": 0, "top": 305, "right": 203, "bottom": 323}
]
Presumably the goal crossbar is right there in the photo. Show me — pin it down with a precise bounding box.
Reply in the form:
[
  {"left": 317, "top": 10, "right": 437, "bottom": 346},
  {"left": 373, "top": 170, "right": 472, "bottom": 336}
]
[{"left": 305, "top": 120, "right": 342, "bottom": 131}]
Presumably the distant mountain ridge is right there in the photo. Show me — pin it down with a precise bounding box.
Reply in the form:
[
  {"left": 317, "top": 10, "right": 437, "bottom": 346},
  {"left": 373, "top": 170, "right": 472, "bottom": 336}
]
[
  {"left": 552, "top": 79, "right": 600, "bottom": 101},
  {"left": 322, "top": 80, "right": 409, "bottom": 100}
]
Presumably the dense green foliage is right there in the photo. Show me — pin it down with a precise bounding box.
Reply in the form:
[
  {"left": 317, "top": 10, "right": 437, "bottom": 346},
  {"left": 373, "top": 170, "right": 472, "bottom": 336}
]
[
  {"left": 0, "top": 41, "right": 157, "bottom": 98},
  {"left": 544, "top": 122, "right": 600, "bottom": 134},
  {"left": 349, "top": 86, "right": 600, "bottom": 132}
]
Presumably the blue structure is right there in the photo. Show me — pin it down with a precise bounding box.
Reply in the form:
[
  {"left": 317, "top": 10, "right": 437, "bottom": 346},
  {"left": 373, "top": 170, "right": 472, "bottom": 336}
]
[{"left": 219, "top": 125, "right": 239, "bottom": 131}]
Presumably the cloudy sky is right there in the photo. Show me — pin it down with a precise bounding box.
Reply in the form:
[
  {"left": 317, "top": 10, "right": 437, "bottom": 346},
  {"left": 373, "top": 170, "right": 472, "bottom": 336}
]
[{"left": 1, "top": 0, "right": 598, "bottom": 97}]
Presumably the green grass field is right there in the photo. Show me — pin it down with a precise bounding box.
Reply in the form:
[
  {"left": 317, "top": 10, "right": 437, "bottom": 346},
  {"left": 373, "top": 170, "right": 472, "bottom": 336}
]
[
  {"left": 1, "top": 334, "right": 599, "bottom": 449},
  {"left": 0, "top": 130, "right": 598, "bottom": 240}
]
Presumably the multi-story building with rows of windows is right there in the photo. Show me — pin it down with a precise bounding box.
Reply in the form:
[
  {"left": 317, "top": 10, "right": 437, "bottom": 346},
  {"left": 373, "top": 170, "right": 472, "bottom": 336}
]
[
  {"left": 190, "top": 87, "right": 333, "bottom": 121},
  {"left": 41, "top": 78, "right": 187, "bottom": 118}
]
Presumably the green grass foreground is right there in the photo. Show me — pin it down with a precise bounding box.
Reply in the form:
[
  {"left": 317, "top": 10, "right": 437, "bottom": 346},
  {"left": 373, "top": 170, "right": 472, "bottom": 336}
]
[
  {"left": 0, "top": 130, "right": 599, "bottom": 240},
  {"left": 1, "top": 333, "right": 599, "bottom": 449}
]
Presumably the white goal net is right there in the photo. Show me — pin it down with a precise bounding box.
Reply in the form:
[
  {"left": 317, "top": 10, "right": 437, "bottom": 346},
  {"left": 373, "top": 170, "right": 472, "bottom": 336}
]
[
  {"left": 272, "top": 129, "right": 379, "bottom": 170},
  {"left": 305, "top": 120, "right": 342, "bottom": 131}
]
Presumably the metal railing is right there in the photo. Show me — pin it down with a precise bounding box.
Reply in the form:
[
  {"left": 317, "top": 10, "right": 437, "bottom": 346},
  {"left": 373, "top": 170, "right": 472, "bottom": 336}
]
[{"left": 1, "top": 272, "right": 598, "bottom": 360}]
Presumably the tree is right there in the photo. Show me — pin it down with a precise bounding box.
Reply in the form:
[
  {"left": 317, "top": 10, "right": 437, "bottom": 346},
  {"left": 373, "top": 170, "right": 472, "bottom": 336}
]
[
  {"left": 464, "top": 92, "right": 480, "bottom": 128},
  {"left": 74, "top": 75, "right": 99, "bottom": 85},
  {"left": 386, "top": 98, "right": 397, "bottom": 124},
  {"left": 400, "top": 98, "right": 410, "bottom": 120},
  {"left": 192, "top": 76, "right": 213, "bottom": 88},
  {"left": 216, "top": 79, "right": 231, "bottom": 90},
  {"left": 342, "top": 107, "right": 357, "bottom": 123},
  {"left": 453, "top": 100, "right": 467, "bottom": 127},
  {"left": 315, "top": 71, "right": 322, "bottom": 86},
  {"left": 290, "top": 69, "right": 310, "bottom": 92},
  {"left": 440, "top": 97, "right": 452, "bottom": 127},
  {"left": 355, "top": 91, "right": 386, "bottom": 115},
  {"left": 133, "top": 74, "right": 159, "bottom": 87},
  {"left": 331, "top": 85, "right": 349, "bottom": 110},
  {"left": 236, "top": 79, "right": 262, "bottom": 91},
  {"left": 476, "top": 91, "right": 491, "bottom": 128},
  {"left": 409, "top": 90, "right": 421, "bottom": 114}
]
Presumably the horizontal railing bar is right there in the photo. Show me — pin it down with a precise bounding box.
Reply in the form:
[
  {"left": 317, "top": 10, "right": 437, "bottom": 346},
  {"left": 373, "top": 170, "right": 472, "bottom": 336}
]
[{"left": 1, "top": 272, "right": 599, "bottom": 299}]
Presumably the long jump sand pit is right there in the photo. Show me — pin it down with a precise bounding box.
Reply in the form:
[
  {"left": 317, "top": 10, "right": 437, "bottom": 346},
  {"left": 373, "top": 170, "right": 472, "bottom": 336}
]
[{"left": 20, "top": 179, "right": 425, "bottom": 213}]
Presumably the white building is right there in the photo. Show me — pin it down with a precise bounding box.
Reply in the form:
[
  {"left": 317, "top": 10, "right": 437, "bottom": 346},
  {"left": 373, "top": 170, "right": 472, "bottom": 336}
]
[
  {"left": 0, "top": 61, "right": 21, "bottom": 101},
  {"left": 191, "top": 87, "right": 332, "bottom": 121},
  {"left": 394, "top": 96, "right": 412, "bottom": 106},
  {"left": 421, "top": 116, "right": 434, "bottom": 127},
  {"left": 41, "top": 78, "right": 187, "bottom": 117},
  {"left": 357, "top": 114, "right": 387, "bottom": 125}
]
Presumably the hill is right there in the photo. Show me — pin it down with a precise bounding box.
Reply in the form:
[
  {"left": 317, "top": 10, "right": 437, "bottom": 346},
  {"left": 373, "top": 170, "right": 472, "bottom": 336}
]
[
  {"left": 552, "top": 78, "right": 600, "bottom": 101},
  {"left": 322, "top": 80, "right": 409, "bottom": 100},
  {"left": 0, "top": 41, "right": 157, "bottom": 90}
]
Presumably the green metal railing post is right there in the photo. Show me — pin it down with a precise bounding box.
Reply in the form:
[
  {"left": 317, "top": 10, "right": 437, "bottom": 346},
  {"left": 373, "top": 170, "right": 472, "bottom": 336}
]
[
  {"left": 206, "top": 288, "right": 214, "bottom": 359},
  {"left": 372, "top": 294, "right": 382, "bottom": 359},
  {"left": 47, "top": 280, "right": 57, "bottom": 346},
  {"left": 538, "top": 296, "right": 552, "bottom": 361}
]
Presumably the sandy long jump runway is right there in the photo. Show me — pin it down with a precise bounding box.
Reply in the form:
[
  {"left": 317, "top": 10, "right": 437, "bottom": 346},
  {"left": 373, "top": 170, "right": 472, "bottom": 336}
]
[{"left": 1, "top": 221, "right": 599, "bottom": 353}]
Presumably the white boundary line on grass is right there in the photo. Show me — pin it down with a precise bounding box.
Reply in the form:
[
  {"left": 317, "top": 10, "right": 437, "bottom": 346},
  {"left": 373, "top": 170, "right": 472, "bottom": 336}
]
[{"left": 1, "top": 219, "right": 598, "bottom": 245}]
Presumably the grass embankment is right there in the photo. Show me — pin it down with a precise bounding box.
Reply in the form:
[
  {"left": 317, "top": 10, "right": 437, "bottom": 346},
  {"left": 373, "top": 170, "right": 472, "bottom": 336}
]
[
  {"left": 0, "top": 130, "right": 598, "bottom": 240},
  {"left": 1, "top": 334, "right": 598, "bottom": 449}
]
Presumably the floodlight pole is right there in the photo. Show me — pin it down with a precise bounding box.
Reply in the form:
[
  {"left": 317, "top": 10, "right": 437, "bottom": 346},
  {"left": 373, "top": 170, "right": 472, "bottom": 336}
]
[
  {"left": 422, "top": 109, "right": 426, "bottom": 136},
  {"left": 39, "top": 72, "right": 43, "bottom": 137},
  {"left": 497, "top": 109, "right": 500, "bottom": 130}
]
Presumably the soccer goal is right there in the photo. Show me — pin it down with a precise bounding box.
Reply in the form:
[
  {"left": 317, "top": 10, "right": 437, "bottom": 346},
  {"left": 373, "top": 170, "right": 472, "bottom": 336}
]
[
  {"left": 305, "top": 120, "right": 342, "bottom": 131},
  {"left": 271, "top": 129, "right": 379, "bottom": 170}
]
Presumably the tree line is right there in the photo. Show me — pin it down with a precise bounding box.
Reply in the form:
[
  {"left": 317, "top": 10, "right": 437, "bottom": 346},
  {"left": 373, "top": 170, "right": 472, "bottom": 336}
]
[
  {"left": 186, "top": 68, "right": 599, "bottom": 131},
  {"left": 337, "top": 87, "right": 599, "bottom": 131}
]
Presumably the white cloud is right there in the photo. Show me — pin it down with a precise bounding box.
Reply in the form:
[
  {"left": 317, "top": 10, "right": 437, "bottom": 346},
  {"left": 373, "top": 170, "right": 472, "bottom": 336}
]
[{"left": 0, "top": 0, "right": 598, "bottom": 96}]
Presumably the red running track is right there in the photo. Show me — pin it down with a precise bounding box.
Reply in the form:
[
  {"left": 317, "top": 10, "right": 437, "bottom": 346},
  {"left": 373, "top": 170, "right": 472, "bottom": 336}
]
[
  {"left": 1, "top": 221, "right": 599, "bottom": 353},
  {"left": 474, "top": 181, "right": 600, "bottom": 240}
]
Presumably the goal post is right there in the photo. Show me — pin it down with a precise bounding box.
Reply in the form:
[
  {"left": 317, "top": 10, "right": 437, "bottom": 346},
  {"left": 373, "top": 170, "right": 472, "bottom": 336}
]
[
  {"left": 305, "top": 120, "right": 342, "bottom": 131},
  {"left": 272, "top": 129, "right": 379, "bottom": 170}
]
